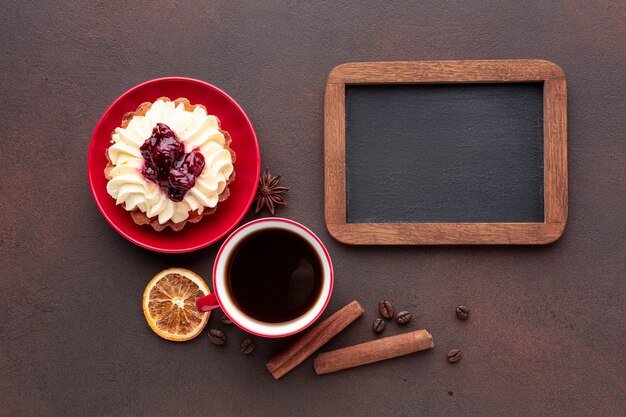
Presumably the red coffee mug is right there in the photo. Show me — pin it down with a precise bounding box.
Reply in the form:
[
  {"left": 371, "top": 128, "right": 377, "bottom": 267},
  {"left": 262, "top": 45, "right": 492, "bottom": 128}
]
[{"left": 196, "top": 218, "right": 334, "bottom": 338}]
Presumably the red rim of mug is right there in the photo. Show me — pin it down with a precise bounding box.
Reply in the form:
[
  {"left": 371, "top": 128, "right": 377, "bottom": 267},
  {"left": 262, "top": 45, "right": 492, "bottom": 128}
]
[{"left": 212, "top": 218, "right": 334, "bottom": 338}]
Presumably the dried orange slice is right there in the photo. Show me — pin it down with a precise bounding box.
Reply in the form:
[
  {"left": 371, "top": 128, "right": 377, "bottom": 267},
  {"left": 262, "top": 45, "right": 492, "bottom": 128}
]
[{"left": 142, "top": 268, "right": 210, "bottom": 341}]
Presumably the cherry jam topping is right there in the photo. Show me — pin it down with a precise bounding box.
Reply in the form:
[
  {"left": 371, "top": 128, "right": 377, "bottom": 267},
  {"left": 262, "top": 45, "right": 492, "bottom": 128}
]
[{"left": 139, "top": 123, "right": 205, "bottom": 202}]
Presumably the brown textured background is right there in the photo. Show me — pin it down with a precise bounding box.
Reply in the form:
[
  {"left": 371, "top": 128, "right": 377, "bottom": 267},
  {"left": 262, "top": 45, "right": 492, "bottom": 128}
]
[{"left": 1, "top": 1, "right": 624, "bottom": 416}]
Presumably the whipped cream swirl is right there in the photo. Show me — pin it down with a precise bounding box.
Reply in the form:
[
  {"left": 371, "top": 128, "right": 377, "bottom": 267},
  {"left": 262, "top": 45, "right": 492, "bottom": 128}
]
[{"left": 106, "top": 99, "right": 234, "bottom": 224}]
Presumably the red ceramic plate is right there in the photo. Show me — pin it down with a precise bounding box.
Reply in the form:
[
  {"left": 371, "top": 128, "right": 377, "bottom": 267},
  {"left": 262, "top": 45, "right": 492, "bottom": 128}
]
[{"left": 88, "top": 77, "right": 260, "bottom": 253}]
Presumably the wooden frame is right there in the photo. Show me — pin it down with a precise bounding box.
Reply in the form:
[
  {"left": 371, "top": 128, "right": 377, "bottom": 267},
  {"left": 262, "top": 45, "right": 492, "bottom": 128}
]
[{"left": 324, "top": 60, "right": 567, "bottom": 245}]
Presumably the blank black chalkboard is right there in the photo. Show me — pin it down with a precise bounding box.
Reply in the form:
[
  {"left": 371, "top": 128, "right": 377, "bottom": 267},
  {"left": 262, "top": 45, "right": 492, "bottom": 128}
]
[
  {"left": 324, "top": 60, "right": 567, "bottom": 244},
  {"left": 345, "top": 83, "right": 545, "bottom": 223}
]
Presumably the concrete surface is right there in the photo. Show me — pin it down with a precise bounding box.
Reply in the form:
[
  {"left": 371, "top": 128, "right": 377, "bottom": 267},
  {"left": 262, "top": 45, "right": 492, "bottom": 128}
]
[{"left": 1, "top": 1, "right": 624, "bottom": 416}]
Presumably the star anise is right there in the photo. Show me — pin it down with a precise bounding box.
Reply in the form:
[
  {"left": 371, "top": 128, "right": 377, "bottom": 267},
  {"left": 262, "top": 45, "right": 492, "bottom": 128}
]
[{"left": 255, "top": 168, "right": 288, "bottom": 215}]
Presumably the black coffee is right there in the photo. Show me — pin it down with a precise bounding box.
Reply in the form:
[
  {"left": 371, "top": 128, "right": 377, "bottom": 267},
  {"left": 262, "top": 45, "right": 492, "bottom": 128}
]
[{"left": 226, "top": 228, "right": 324, "bottom": 323}]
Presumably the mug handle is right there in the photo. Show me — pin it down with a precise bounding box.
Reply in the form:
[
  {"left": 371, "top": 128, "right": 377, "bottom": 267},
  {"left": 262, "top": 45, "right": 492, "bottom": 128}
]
[{"left": 196, "top": 293, "right": 219, "bottom": 313}]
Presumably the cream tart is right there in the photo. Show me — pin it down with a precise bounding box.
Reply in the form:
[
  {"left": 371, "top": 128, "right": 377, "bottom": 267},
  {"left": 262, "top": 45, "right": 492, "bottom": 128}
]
[{"left": 105, "top": 97, "right": 236, "bottom": 231}]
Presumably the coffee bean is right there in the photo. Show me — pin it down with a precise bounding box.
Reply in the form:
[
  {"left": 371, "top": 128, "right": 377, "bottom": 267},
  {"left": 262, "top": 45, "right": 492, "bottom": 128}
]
[
  {"left": 378, "top": 300, "right": 395, "bottom": 319},
  {"left": 395, "top": 310, "right": 412, "bottom": 324},
  {"left": 372, "top": 317, "right": 386, "bottom": 334},
  {"left": 447, "top": 349, "right": 461, "bottom": 363},
  {"left": 455, "top": 305, "right": 470, "bottom": 320},
  {"left": 207, "top": 329, "right": 226, "bottom": 346},
  {"left": 221, "top": 315, "right": 233, "bottom": 325},
  {"left": 240, "top": 338, "right": 255, "bottom": 354}
]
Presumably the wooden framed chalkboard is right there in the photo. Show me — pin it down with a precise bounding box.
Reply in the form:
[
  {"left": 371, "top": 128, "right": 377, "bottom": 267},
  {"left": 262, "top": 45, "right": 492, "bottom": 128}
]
[{"left": 324, "top": 60, "right": 567, "bottom": 245}]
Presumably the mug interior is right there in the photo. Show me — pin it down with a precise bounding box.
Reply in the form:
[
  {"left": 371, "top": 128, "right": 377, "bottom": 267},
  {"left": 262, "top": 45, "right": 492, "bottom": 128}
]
[{"left": 214, "top": 218, "right": 333, "bottom": 337}]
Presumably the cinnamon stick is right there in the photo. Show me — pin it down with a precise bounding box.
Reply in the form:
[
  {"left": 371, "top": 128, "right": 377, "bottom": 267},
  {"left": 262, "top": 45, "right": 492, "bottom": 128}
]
[
  {"left": 266, "top": 300, "right": 364, "bottom": 379},
  {"left": 313, "top": 329, "right": 434, "bottom": 375}
]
